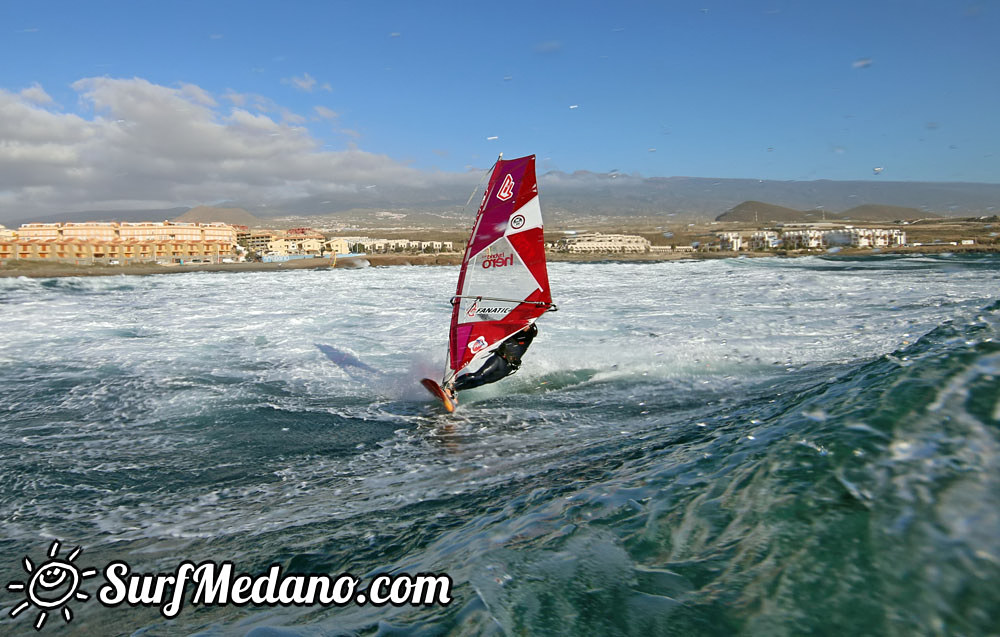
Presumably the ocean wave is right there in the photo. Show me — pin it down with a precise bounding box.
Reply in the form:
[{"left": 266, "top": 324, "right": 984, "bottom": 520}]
[{"left": 1, "top": 258, "right": 998, "bottom": 635}]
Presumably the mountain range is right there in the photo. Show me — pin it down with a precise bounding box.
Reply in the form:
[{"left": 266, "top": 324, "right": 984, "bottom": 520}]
[
  {"left": 715, "top": 201, "right": 936, "bottom": 223},
  {"left": 7, "top": 173, "right": 999, "bottom": 227}
]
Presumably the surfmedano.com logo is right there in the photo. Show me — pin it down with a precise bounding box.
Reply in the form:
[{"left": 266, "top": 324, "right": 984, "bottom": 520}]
[
  {"left": 6, "top": 540, "right": 453, "bottom": 631},
  {"left": 6, "top": 541, "right": 98, "bottom": 630}
]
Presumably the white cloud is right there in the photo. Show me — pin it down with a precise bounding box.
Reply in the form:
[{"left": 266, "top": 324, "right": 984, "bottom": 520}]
[
  {"left": 179, "top": 83, "right": 217, "bottom": 106},
  {"left": 314, "top": 105, "right": 338, "bottom": 120},
  {"left": 20, "top": 82, "right": 53, "bottom": 105},
  {"left": 280, "top": 108, "right": 306, "bottom": 124},
  {"left": 285, "top": 73, "right": 317, "bottom": 92},
  {"left": 0, "top": 77, "right": 468, "bottom": 222},
  {"left": 223, "top": 90, "right": 247, "bottom": 107}
]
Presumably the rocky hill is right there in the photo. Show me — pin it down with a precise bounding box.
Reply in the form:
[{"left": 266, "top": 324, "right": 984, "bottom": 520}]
[
  {"left": 839, "top": 204, "right": 935, "bottom": 221},
  {"left": 715, "top": 201, "right": 813, "bottom": 223}
]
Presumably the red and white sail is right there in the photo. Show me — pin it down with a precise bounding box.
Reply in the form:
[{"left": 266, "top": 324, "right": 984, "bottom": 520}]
[{"left": 445, "top": 154, "right": 553, "bottom": 384}]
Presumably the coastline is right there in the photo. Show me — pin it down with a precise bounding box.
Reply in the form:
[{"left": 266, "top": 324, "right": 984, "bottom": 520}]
[{"left": 1, "top": 245, "right": 996, "bottom": 279}]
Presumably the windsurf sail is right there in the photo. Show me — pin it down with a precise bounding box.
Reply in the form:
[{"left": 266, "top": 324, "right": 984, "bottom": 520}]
[{"left": 444, "top": 154, "right": 555, "bottom": 386}]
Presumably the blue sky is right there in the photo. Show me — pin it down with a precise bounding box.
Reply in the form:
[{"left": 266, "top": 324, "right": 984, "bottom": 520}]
[{"left": 1, "top": 0, "right": 997, "bottom": 219}]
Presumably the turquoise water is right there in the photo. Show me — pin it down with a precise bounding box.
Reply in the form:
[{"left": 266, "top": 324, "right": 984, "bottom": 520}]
[{"left": 1, "top": 255, "right": 998, "bottom": 635}]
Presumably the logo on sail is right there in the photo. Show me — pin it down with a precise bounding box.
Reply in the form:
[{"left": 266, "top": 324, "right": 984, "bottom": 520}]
[
  {"left": 509, "top": 214, "right": 525, "bottom": 230},
  {"left": 481, "top": 252, "right": 514, "bottom": 269},
  {"left": 468, "top": 336, "right": 489, "bottom": 353},
  {"left": 496, "top": 174, "right": 515, "bottom": 201}
]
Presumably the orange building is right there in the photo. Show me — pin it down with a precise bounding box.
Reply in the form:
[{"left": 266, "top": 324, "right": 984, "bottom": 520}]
[
  {"left": 15, "top": 223, "right": 62, "bottom": 241},
  {"left": 4, "top": 221, "right": 237, "bottom": 265},
  {"left": 61, "top": 222, "right": 119, "bottom": 242}
]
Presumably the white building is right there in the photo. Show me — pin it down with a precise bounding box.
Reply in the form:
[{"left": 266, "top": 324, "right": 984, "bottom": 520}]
[
  {"left": 785, "top": 227, "right": 906, "bottom": 249},
  {"left": 649, "top": 245, "right": 695, "bottom": 253},
  {"left": 717, "top": 232, "right": 744, "bottom": 251},
  {"left": 749, "top": 231, "right": 782, "bottom": 250},
  {"left": 782, "top": 229, "right": 825, "bottom": 249},
  {"left": 558, "top": 233, "right": 650, "bottom": 253},
  {"left": 325, "top": 236, "right": 455, "bottom": 254}
]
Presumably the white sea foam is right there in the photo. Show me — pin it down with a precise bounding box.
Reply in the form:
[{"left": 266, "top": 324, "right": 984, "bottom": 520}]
[{"left": 0, "top": 256, "right": 996, "bottom": 579}]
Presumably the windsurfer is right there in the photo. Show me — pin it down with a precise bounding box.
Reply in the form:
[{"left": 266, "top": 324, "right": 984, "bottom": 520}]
[{"left": 445, "top": 323, "right": 537, "bottom": 402}]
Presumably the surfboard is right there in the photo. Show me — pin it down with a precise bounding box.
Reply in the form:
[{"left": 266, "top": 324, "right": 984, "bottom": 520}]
[{"left": 421, "top": 378, "right": 455, "bottom": 413}]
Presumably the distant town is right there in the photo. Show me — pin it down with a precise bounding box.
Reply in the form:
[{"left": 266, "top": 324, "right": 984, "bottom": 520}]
[{"left": 0, "top": 215, "right": 996, "bottom": 269}]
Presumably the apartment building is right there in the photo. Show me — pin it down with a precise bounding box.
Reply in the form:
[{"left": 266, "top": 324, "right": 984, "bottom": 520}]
[
  {"left": 717, "top": 232, "right": 744, "bottom": 251},
  {"left": 324, "top": 237, "right": 455, "bottom": 254},
  {"left": 5, "top": 221, "right": 237, "bottom": 264},
  {"left": 724, "top": 227, "right": 906, "bottom": 251},
  {"left": 557, "top": 233, "right": 651, "bottom": 253}
]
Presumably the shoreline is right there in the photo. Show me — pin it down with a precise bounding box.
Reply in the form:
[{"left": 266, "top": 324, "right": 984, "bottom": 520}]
[{"left": 1, "top": 245, "right": 996, "bottom": 279}]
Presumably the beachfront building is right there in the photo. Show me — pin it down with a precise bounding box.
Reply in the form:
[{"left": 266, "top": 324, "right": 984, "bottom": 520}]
[
  {"left": 325, "top": 237, "right": 455, "bottom": 254},
  {"left": 1, "top": 237, "right": 232, "bottom": 265},
  {"left": 17, "top": 221, "right": 237, "bottom": 246},
  {"left": 66, "top": 222, "right": 120, "bottom": 242},
  {"left": 241, "top": 228, "right": 327, "bottom": 258},
  {"left": 781, "top": 227, "right": 907, "bottom": 250},
  {"left": 742, "top": 227, "right": 905, "bottom": 251},
  {"left": 0, "top": 225, "right": 14, "bottom": 241},
  {"left": 324, "top": 238, "right": 352, "bottom": 255},
  {"left": 648, "top": 245, "right": 695, "bottom": 254},
  {"left": 235, "top": 227, "right": 253, "bottom": 244},
  {"left": 5, "top": 221, "right": 237, "bottom": 264},
  {"left": 782, "top": 229, "right": 825, "bottom": 249},
  {"left": 15, "top": 223, "right": 62, "bottom": 241},
  {"left": 749, "top": 231, "right": 782, "bottom": 250},
  {"left": 848, "top": 228, "right": 906, "bottom": 248},
  {"left": 201, "top": 223, "right": 238, "bottom": 244},
  {"left": 414, "top": 240, "right": 453, "bottom": 252},
  {"left": 244, "top": 231, "right": 278, "bottom": 253},
  {"left": 557, "top": 233, "right": 651, "bottom": 253},
  {"left": 717, "top": 232, "right": 744, "bottom": 251},
  {"left": 266, "top": 236, "right": 324, "bottom": 256}
]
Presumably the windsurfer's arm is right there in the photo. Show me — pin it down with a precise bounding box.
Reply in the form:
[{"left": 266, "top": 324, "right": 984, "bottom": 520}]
[{"left": 498, "top": 324, "right": 536, "bottom": 367}]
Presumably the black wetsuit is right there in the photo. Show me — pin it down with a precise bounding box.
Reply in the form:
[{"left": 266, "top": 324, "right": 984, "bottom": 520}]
[{"left": 452, "top": 324, "right": 537, "bottom": 392}]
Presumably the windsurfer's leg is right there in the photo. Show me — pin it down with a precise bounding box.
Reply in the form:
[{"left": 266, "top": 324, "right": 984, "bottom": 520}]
[{"left": 452, "top": 355, "right": 511, "bottom": 392}]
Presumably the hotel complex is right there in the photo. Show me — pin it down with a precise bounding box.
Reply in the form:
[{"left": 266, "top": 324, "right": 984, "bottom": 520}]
[
  {"left": 1, "top": 222, "right": 237, "bottom": 264},
  {"left": 323, "top": 236, "right": 455, "bottom": 254},
  {"left": 720, "top": 226, "right": 907, "bottom": 251},
  {"left": 237, "top": 228, "right": 327, "bottom": 257},
  {"left": 555, "top": 233, "right": 652, "bottom": 253}
]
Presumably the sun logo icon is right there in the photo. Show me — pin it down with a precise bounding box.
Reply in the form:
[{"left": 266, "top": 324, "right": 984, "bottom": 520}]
[{"left": 6, "top": 540, "right": 97, "bottom": 630}]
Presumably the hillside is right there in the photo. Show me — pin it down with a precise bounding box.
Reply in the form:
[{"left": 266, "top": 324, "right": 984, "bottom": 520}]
[
  {"left": 715, "top": 201, "right": 811, "bottom": 223},
  {"left": 8, "top": 176, "right": 999, "bottom": 229},
  {"left": 173, "top": 206, "right": 261, "bottom": 226},
  {"left": 839, "top": 204, "right": 936, "bottom": 221}
]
